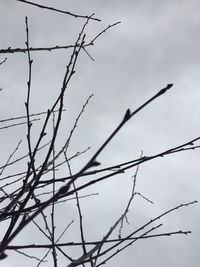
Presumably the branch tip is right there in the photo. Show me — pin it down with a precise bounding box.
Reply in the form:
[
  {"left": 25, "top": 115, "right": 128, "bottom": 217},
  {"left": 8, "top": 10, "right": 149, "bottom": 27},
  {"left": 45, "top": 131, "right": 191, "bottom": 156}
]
[{"left": 157, "top": 83, "right": 173, "bottom": 97}]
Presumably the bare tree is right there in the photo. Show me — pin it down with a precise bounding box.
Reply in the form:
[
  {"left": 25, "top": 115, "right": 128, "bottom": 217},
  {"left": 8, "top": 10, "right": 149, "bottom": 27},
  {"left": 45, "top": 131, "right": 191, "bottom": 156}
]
[{"left": 0, "top": 1, "right": 199, "bottom": 266}]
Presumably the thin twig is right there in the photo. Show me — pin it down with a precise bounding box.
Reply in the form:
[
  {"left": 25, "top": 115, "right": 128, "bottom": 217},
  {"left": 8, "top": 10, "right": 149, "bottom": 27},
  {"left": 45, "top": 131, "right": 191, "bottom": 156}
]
[
  {"left": 0, "top": 22, "right": 121, "bottom": 55},
  {"left": 51, "top": 111, "right": 58, "bottom": 267},
  {"left": 6, "top": 229, "right": 192, "bottom": 250},
  {"left": 0, "top": 140, "right": 22, "bottom": 176},
  {"left": 0, "top": 57, "right": 7, "bottom": 66},
  {"left": 64, "top": 152, "right": 88, "bottom": 260},
  {"left": 16, "top": 0, "right": 100, "bottom": 21},
  {"left": 0, "top": 118, "right": 40, "bottom": 130}
]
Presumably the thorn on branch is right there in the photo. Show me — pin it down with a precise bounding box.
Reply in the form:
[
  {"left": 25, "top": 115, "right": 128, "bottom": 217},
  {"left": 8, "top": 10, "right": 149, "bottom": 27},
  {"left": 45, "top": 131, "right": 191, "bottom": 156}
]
[
  {"left": 58, "top": 184, "right": 70, "bottom": 196},
  {"left": 188, "top": 142, "right": 194, "bottom": 145},
  {"left": 123, "top": 109, "right": 131, "bottom": 122},
  {"left": 87, "top": 160, "right": 101, "bottom": 169},
  {"left": 183, "top": 230, "right": 191, "bottom": 235}
]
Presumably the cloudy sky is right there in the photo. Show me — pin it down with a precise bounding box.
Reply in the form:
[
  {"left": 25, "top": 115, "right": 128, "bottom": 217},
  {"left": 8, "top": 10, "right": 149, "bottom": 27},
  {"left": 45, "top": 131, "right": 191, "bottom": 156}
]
[{"left": 0, "top": 0, "right": 200, "bottom": 266}]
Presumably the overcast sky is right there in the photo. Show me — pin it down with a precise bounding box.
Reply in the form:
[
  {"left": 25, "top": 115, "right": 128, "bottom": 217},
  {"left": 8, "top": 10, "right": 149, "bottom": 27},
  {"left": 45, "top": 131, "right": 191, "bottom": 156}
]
[{"left": 0, "top": 1, "right": 200, "bottom": 267}]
